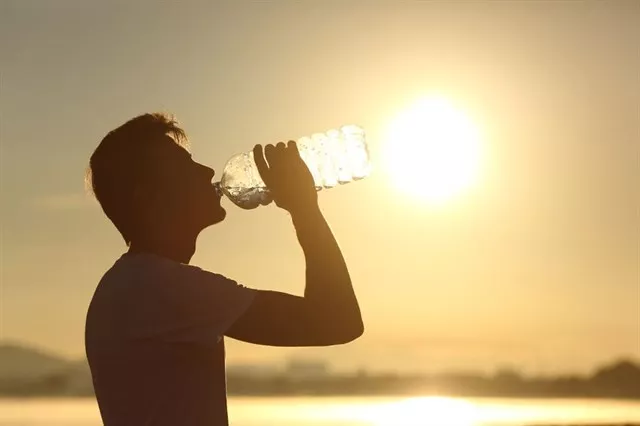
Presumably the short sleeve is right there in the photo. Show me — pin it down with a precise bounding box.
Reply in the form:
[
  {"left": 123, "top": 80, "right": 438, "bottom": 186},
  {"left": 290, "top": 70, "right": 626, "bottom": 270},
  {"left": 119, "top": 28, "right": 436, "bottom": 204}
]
[{"left": 123, "top": 257, "right": 256, "bottom": 345}]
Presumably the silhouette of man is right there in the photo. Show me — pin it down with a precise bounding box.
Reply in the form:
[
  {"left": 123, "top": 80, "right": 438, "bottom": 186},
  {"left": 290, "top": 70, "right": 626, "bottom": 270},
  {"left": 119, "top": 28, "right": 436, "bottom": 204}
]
[{"left": 84, "top": 113, "right": 364, "bottom": 426}]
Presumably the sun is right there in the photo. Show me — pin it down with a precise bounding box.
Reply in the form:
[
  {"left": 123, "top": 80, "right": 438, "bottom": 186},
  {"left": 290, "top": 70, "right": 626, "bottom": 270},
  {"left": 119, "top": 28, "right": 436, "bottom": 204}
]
[{"left": 383, "top": 96, "right": 482, "bottom": 204}]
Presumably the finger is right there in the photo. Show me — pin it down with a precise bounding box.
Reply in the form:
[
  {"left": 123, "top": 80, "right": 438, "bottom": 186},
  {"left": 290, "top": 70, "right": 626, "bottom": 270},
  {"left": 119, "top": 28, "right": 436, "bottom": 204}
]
[
  {"left": 253, "top": 144, "right": 271, "bottom": 185},
  {"left": 264, "top": 143, "right": 277, "bottom": 160},
  {"left": 264, "top": 144, "right": 277, "bottom": 168},
  {"left": 287, "top": 140, "right": 300, "bottom": 159},
  {"left": 267, "top": 142, "right": 286, "bottom": 169},
  {"left": 275, "top": 142, "right": 286, "bottom": 162}
]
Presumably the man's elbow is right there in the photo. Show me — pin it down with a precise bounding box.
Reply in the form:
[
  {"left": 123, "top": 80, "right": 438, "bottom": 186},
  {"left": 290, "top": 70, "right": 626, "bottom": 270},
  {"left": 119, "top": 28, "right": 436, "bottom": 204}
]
[
  {"left": 333, "top": 320, "right": 364, "bottom": 344},
  {"left": 346, "top": 323, "right": 365, "bottom": 343}
]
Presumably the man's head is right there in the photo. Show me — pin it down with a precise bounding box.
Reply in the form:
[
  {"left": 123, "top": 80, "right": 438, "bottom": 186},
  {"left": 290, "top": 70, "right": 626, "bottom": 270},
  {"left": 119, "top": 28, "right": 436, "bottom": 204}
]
[{"left": 87, "top": 113, "right": 225, "bottom": 246}]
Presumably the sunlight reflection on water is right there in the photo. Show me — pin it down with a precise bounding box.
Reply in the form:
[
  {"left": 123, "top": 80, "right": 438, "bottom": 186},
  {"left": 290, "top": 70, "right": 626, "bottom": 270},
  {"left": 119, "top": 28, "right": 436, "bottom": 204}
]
[
  {"left": 227, "top": 396, "right": 640, "bottom": 426},
  {"left": 230, "top": 396, "right": 640, "bottom": 426},
  {"left": 1, "top": 397, "right": 639, "bottom": 426},
  {"left": 330, "top": 397, "right": 480, "bottom": 426}
]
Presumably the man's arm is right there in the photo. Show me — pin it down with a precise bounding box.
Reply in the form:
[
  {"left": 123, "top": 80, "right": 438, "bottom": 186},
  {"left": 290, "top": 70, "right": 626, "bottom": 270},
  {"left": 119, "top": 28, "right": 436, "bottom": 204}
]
[
  {"left": 225, "top": 142, "right": 364, "bottom": 346},
  {"left": 226, "top": 206, "right": 363, "bottom": 346}
]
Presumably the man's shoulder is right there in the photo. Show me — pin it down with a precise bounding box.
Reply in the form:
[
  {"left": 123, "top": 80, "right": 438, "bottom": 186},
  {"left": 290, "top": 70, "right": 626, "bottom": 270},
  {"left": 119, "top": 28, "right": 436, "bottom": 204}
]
[
  {"left": 100, "top": 253, "right": 231, "bottom": 291},
  {"left": 105, "top": 253, "right": 194, "bottom": 278},
  {"left": 88, "top": 253, "right": 254, "bottom": 347}
]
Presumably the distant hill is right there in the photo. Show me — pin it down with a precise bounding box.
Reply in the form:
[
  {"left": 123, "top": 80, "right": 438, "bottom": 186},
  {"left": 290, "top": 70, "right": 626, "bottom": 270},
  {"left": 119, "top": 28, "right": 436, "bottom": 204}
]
[
  {"left": 0, "top": 342, "right": 92, "bottom": 396},
  {"left": 0, "top": 341, "right": 638, "bottom": 398},
  {"left": 0, "top": 342, "right": 74, "bottom": 381}
]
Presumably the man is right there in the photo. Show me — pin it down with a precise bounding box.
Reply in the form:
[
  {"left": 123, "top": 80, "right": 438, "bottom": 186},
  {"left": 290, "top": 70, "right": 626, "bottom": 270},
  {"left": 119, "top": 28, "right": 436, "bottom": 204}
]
[{"left": 85, "top": 113, "right": 364, "bottom": 426}]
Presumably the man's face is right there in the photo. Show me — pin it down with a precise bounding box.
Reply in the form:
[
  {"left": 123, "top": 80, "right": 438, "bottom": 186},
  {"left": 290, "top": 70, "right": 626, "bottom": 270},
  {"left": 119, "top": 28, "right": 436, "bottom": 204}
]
[{"left": 142, "top": 136, "right": 226, "bottom": 232}]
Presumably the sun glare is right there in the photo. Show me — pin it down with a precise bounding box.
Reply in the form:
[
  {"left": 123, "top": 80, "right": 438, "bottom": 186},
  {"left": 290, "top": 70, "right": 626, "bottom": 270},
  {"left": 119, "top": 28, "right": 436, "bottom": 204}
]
[
  {"left": 373, "top": 397, "right": 480, "bottom": 426},
  {"left": 383, "top": 96, "right": 482, "bottom": 205}
]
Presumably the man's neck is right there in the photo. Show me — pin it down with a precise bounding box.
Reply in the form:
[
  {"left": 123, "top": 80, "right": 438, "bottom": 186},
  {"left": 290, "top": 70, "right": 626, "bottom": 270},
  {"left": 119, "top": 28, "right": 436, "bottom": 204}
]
[{"left": 128, "top": 234, "right": 197, "bottom": 264}]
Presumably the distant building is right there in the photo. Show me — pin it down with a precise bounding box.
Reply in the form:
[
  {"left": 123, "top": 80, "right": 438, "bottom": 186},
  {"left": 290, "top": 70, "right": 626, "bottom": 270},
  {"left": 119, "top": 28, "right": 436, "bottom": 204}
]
[
  {"left": 226, "top": 364, "right": 278, "bottom": 379},
  {"left": 285, "top": 359, "right": 330, "bottom": 380}
]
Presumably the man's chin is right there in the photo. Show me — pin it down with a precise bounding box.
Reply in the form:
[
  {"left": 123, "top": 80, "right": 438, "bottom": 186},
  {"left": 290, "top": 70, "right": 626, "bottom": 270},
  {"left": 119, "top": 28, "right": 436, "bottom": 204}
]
[{"left": 210, "top": 207, "right": 226, "bottom": 225}]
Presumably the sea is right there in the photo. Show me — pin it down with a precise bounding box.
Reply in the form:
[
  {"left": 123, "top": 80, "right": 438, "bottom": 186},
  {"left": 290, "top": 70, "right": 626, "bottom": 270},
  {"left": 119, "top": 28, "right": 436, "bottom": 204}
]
[{"left": 1, "top": 396, "right": 639, "bottom": 426}]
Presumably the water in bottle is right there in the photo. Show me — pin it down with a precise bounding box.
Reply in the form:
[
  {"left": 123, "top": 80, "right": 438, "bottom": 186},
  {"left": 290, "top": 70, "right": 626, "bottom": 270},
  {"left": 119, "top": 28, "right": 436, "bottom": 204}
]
[{"left": 214, "top": 125, "right": 370, "bottom": 209}]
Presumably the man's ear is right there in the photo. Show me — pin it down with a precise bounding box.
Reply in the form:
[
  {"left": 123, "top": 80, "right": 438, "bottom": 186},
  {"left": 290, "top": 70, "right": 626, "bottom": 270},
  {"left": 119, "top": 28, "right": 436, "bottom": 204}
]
[{"left": 130, "top": 182, "right": 154, "bottom": 217}]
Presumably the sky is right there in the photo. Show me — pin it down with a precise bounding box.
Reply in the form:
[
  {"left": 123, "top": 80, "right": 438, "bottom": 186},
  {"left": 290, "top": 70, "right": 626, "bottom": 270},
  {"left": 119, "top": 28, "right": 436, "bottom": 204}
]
[{"left": 0, "top": 0, "right": 638, "bottom": 375}]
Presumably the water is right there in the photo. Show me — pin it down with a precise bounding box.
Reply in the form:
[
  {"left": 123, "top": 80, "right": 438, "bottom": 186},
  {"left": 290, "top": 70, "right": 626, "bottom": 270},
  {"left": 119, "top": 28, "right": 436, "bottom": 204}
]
[
  {"left": 221, "top": 186, "right": 271, "bottom": 209},
  {"left": 1, "top": 397, "right": 639, "bottom": 426},
  {"left": 217, "top": 125, "right": 370, "bottom": 209}
]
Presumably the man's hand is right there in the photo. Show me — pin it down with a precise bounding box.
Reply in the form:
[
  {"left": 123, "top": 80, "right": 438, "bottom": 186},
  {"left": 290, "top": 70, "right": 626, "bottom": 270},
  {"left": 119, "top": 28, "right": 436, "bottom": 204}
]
[{"left": 253, "top": 142, "right": 318, "bottom": 214}]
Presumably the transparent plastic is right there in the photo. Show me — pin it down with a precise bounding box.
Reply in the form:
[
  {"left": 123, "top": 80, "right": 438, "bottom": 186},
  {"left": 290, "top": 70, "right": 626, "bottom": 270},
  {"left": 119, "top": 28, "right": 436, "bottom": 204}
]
[{"left": 215, "top": 125, "right": 370, "bottom": 209}]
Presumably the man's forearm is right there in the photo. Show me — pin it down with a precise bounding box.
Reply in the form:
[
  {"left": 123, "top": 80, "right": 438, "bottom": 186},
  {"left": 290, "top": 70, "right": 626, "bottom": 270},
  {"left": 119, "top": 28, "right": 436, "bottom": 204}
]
[{"left": 291, "top": 206, "right": 364, "bottom": 337}]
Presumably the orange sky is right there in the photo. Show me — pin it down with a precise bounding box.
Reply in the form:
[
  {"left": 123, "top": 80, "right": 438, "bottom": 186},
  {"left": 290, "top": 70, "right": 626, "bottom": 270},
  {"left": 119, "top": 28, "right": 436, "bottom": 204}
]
[{"left": 1, "top": 1, "right": 638, "bottom": 374}]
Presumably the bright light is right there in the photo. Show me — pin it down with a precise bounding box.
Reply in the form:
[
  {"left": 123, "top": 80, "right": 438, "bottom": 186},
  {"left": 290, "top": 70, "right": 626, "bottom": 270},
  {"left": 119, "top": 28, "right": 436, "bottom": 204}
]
[
  {"left": 383, "top": 96, "right": 482, "bottom": 205},
  {"left": 372, "top": 397, "right": 480, "bottom": 426}
]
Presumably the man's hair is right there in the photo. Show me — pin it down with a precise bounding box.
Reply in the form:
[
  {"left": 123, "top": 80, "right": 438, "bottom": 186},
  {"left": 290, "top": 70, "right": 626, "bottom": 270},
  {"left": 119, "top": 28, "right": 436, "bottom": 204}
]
[{"left": 86, "top": 113, "right": 189, "bottom": 246}]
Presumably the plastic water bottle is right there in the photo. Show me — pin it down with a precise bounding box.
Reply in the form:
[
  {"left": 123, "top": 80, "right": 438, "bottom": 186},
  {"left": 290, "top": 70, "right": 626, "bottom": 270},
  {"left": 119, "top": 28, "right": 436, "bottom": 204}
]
[{"left": 214, "top": 125, "right": 370, "bottom": 209}]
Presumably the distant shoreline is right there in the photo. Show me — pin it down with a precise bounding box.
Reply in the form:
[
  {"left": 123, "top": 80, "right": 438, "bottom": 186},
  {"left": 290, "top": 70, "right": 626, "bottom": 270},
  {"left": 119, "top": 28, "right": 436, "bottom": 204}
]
[{"left": 2, "top": 344, "right": 639, "bottom": 400}]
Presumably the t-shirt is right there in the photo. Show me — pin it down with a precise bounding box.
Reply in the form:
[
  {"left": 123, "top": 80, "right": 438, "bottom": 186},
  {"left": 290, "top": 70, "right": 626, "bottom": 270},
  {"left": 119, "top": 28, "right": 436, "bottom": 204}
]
[{"left": 85, "top": 252, "right": 256, "bottom": 426}]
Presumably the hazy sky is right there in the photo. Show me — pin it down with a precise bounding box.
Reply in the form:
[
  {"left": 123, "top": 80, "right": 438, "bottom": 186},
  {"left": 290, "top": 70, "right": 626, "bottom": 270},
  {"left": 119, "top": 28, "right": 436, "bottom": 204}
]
[{"left": 1, "top": 0, "right": 638, "bottom": 374}]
